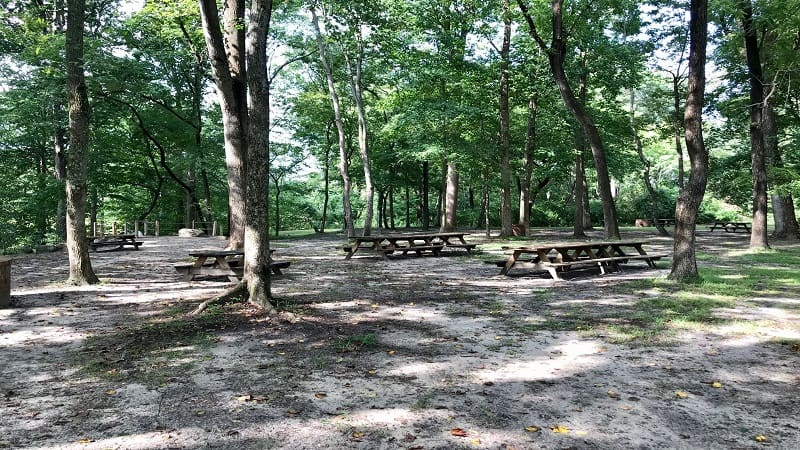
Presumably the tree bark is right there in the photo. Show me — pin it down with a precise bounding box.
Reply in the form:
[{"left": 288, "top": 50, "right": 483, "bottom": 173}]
[
  {"left": 65, "top": 0, "right": 98, "bottom": 285},
  {"left": 344, "top": 35, "right": 375, "bottom": 236},
  {"left": 311, "top": 8, "right": 355, "bottom": 237},
  {"left": 499, "top": 0, "right": 513, "bottom": 237},
  {"left": 198, "top": 0, "right": 247, "bottom": 249},
  {"left": 440, "top": 161, "right": 459, "bottom": 232},
  {"left": 516, "top": 0, "right": 619, "bottom": 239},
  {"left": 740, "top": 0, "right": 769, "bottom": 249},
  {"left": 669, "top": 0, "right": 709, "bottom": 283},
  {"left": 631, "top": 90, "right": 670, "bottom": 236},
  {"left": 518, "top": 94, "right": 537, "bottom": 236},
  {"left": 422, "top": 161, "right": 430, "bottom": 229},
  {"left": 573, "top": 148, "right": 587, "bottom": 238},
  {"left": 672, "top": 74, "right": 686, "bottom": 190},
  {"left": 242, "top": 0, "right": 273, "bottom": 310},
  {"left": 764, "top": 105, "right": 799, "bottom": 239}
]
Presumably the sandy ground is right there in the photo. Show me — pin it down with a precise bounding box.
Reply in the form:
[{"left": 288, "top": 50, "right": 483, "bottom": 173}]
[{"left": 1, "top": 229, "right": 799, "bottom": 450}]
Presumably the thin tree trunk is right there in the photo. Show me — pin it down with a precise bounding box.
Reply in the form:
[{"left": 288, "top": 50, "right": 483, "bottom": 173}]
[
  {"left": 53, "top": 120, "right": 68, "bottom": 241},
  {"left": 740, "top": 0, "right": 769, "bottom": 249},
  {"left": 499, "top": 0, "right": 513, "bottom": 237},
  {"left": 481, "top": 173, "right": 490, "bottom": 237},
  {"left": 312, "top": 8, "right": 354, "bottom": 237},
  {"left": 344, "top": 35, "right": 375, "bottom": 236},
  {"left": 672, "top": 75, "right": 686, "bottom": 190},
  {"left": 669, "top": 0, "right": 709, "bottom": 282},
  {"left": 573, "top": 149, "right": 587, "bottom": 238},
  {"left": 631, "top": 90, "right": 670, "bottom": 236},
  {"left": 517, "top": 0, "right": 619, "bottom": 239},
  {"left": 65, "top": 0, "right": 98, "bottom": 285},
  {"left": 405, "top": 185, "right": 411, "bottom": 229},
  {"left": 320, "top": 123, "right": 332, "bottom": 233},
  {"left": 518, "top": 94, "right": 537, "bottom": 235},
  {"left": 764, "top": 105, "right": 800, "bottom": 239},
  {"left": 422, "top": 161, "right": 430, "bottom": 229},
  {"left": 440, "top": 161, "right": 459, "bottom": 232}
]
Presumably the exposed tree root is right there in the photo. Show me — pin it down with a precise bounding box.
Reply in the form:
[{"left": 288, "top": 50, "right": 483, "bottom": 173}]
[{"left": 189, "top": 282, "right": 247, "bottom": 316}]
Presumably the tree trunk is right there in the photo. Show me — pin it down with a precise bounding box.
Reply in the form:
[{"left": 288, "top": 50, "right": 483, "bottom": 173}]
[
  {"left": 53, "top": 120, "right": 68, "bottom": 241},
  {"left": 518, "top": 94, "right": 537, "bottom": 236},
  {"left": 405, "top": 185, "right": 411, "bottom": 229},
  {"left": 672, "top": 75, "right": 686, "bottom": 190},
  {"left": 669, "top": 0, "right": 709, "bottom": 283},
  {"left": 65, "top": 0, "right": 98, "bottom": 285},
  {"left": 499, "top": 0, "right": 513, "bottom": 237},
  {"left": 422, "top": 160, "right": 430, "bottom": 229},
  {"left": 312, "top": 8, "right": 354, "bottom": 237},
  {"left": 344, "top": 38, "right": 375, "bottom": 236},
  {"left": 243, "top": 0, "right": 273, "bottom": 310},
  {"left": 198, "top": 0, "right": 247, "bottom": 249},
  {"left": 764, "top": 105, "right": 800, "bottom": 239},
  {"left": 740, "top": 0, "right": 769, "bottom": 249},
  {"left": 573, "top": 149, "right": 587, "bottom": 238},
  {"left": 440, "top": 161, "right": 459, "bottom": 232},
  {"left": 631, "top": 90, "right": 670, "bottom": 236},
  {"left": 482, "top": 173, "right": 490, "bottom": 237},
  {"left": 321, "top": 125, "right": 331, "bottom": 233},
  {"left": 517, "top": 0, "right": 619, "bottom": 239}
]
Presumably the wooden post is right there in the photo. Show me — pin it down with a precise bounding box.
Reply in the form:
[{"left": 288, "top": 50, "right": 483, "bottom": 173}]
[
  {"left": 92, "top": 221, "right": 97, "bottom": 237},
  {"left": 134, "top": 221, "right": 139, "bottom": 236},
  {"left": 155, "top": 220, "right": 160, "bottom": 237},
  {"left": 212, "top": 221, "right": 218, "bottom": 237},
  {"left": 112, "top": 222, "right": 118, "bottom": 235},
  {"left": 192, "top": 220, "right": 196, "bottom": 230},
  {"left": 0, "top": 256, "right": 11, "bottom": 308},
  {"left": 123, "top": 223, "right": 128, "bottom": 234}
]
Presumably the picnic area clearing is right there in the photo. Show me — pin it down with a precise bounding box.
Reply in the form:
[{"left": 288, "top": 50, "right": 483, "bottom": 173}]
[{"left": 2, "top": 229, "right": 799, "bottom": 449}]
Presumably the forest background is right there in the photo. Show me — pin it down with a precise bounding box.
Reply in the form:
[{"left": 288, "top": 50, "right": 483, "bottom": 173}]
[{"left": 1, "top": 0, "right": 798, "bottom": 253}]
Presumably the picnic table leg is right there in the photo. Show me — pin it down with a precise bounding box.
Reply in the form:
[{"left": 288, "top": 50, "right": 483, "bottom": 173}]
[
  {"left": 215, "top": 256, "right": 239, "bottom": 282},
  {"left": 499, "top": 252, "right": 519, "bottom": 275},
  {"left": 184, "top": 256, "right": 208, "bottom": 281}
]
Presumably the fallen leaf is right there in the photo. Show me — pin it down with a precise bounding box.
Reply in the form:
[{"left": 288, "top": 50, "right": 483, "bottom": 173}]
[
  {"left": 675, "top": 391, "right": 689, "bottom": 398},
  {"left": 351, "top": 431, "right": 365, "bottom": 439},
  {"left": 387, "top": 350, "right": 396, "bottom": 355},
  {"left": 494, "top": 336, "right": 502, "bottom": 340},
  {"left": 287, "top": 408, "right": 300, "bottom": 415},
  {"left": 525, "top": 425, "right": 540, "bottom": 432},
  {"left": 315, "top": 392, "right": 327, "bottom": 399},
  {"left": 196, "top": 410, "right": 205, "bottom": 416},
  {"left": 755, "top": 435, "right": 768, "bottom": 442},
  {"left": 408, "top": 302, "right": 415, "bottom": 307},
  {"left": 236, "top": 395, "right": 251, "bottom": 403},
  {"left": 471, "top": 438, "right": 481, "bottom": 445},
  {"left": 607, "top": 390, "right": 620, "bottom": 399},
  {"left": 711, "top": 381, "right": 723, "bottom": 388},
  {"left": 104, "top": 389, "right": 116, "bottom": 396},
  {"left": 550, "top": 425, "right": 569, "bottom": 434},
  {"left": 368, "top": 369, "right": 377, "bottom": 375},
  {"left": 77, "top": 438, "right": 93, "bottom": 444},
  {"left": 451, "top": 428, "right": 468, "bottom": 437}
]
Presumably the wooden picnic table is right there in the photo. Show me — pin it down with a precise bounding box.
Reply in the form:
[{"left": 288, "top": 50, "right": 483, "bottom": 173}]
[
  {"left": 88, "top": 234, "right": 143, "bottom": 252},
  {"left": 344, "top": 231, "right": 477, "bottom": 259},
  {"left": 175, "top": 249, "right": 290, "bottom": 282},
  {"left": 499, "top": 240, "right": 668, "bottom": 280},
  {"left": 708, "top": 221, "right": 751, "bottom": 233},
  {"left": 657, "top": 218, "right": 676, "bottom": 226}
]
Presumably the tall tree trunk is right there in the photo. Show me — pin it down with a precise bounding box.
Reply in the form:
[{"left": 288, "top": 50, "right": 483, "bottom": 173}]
[
  {"left": 573, "top": 149, "right": 587, "bottom": 238},
  {"left": 482, "top": 173, "right": 490, "bottom": 237},
  {"left": 243, "top": 0, "right": 273, "bottom": 310},
  {"left": 631, "top": 90, "right": 670, "bottom": 236},
  {"left": 405, "top": 185, "right": 411, "bottom": 229},
  {"left": 422, "top": 160, "right": 430, "bottom": 229},
  {"left": 65, "top": 0, "right": 98, "bottom": 285},
  {"left": 669, "top": 0, "right": 709, "bottom": 282},
  {"left": 53, "top": 120, "right": 68, "bottom": 241},
  {"left": 311, "top": 8, "right": 354, "bottom": 237},
  {"left": 320, "top": 123, "right": 332, "bottom": 233},
  {"left": 440, "top": 161, "right": 459, "bottom": 232},
  {"left": 518, "top": 94, "right": 537, "bottom": 235},
  {"left": 672, "top": 75, "right": 686, "bottom": 190},
  {"left": 516, "top": 0, "right": 619, "bottom": 239},
  {"left": 764, "top": 105, "right": 800, "bottom": 239},
  {"left": 499, "top": 0, "right": 513, "bottom": 237},
  {"left": 344, "top": 37, "right": 374, "bottom": 236},
  {"left": 740, "top": 0, "right": 769, "bottom": 249},
  {"left": 198, "top": 0, "right": 247, "bottom": 249}
]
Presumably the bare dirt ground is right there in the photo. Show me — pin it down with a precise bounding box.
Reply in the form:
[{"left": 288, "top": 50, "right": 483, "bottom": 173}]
[{"left": 1, "top": 229, "right": 799, "bottom": 450}]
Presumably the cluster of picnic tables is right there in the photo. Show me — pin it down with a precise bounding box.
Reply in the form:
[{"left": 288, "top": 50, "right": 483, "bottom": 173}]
[{"left": 85, "top": 219, "right": 760, "bottom": 282}]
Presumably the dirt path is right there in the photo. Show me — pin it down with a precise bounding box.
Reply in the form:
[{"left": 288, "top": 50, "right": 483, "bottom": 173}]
[{"left": 1, "top": 230, "right": 798, "bottom": 449}]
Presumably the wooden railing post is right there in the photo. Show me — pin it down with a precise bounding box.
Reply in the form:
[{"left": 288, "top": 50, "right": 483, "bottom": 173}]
[{"left": 155, "top": 221, "right": 160, "bottom": 237}]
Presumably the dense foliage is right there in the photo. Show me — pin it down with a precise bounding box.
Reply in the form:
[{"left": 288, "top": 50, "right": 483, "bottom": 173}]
[{"left": 1, "top": 0, "right": 797, "bottom": 252}]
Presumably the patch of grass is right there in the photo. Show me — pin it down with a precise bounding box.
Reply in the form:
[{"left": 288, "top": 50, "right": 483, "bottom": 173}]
[
  {"left": 78, "top": 303, "right": 237, "bottom": 385},
  {"left": 333, "top": 333, "right": 377, "bottom": 352}
]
